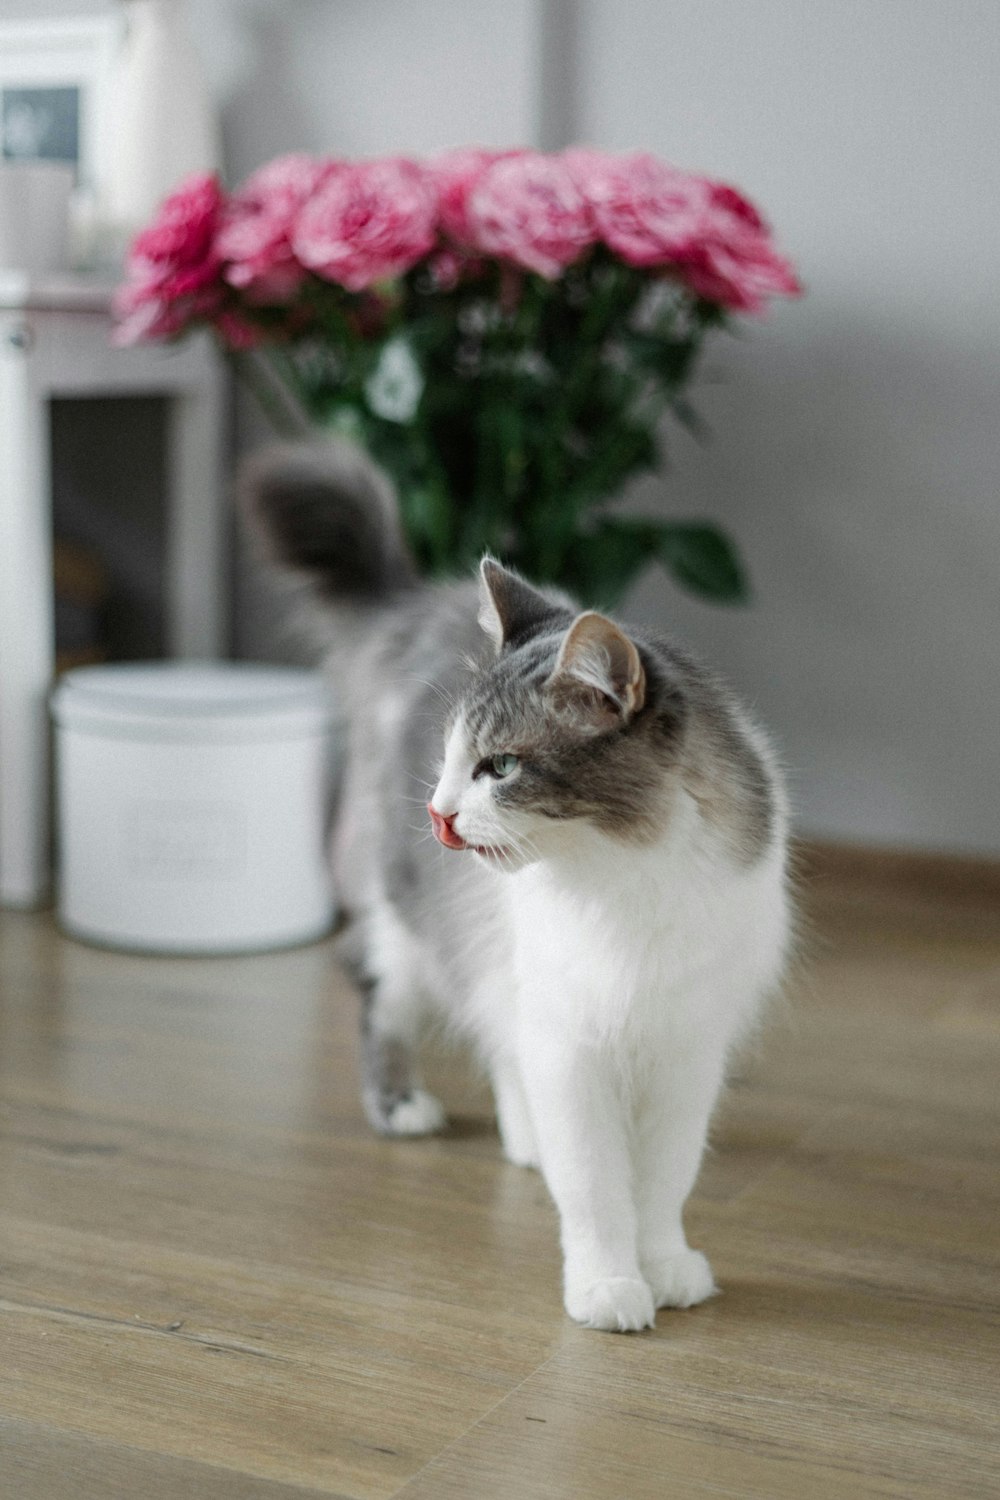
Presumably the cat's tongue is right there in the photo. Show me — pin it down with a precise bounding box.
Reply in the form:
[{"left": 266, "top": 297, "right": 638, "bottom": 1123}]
[{"left": 427, "top": 804, "right": 469, "bottom": 851}]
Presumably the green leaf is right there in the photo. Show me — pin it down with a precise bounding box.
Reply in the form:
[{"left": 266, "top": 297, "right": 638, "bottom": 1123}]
[
  {"left": 656, "top": 522, "right": 749, "bottom": 603},
  {"left": 667, "top": 396, "right": 710, "bottom": 444},
  {"left": 622, "top": 330, "right": 701, "bottom": 389},
  {"left": 559, "top": 519, "right": 664, "bottom": 608},
  {"left": 558, "top": 418, "right": 659, "bottom": 526},
  {"left": 400, "top": 479, "right": 454, "bottom": 572},
  {"left": 558, "top": 517, "right": 749, "bottom": 609}
]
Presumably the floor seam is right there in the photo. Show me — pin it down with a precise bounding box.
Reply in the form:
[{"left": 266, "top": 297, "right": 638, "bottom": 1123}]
[{"left": 383, "top": 1351, "right": 559, "bottom": 1500}]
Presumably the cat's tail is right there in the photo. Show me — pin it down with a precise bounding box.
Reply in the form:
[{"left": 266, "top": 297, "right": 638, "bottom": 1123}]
[{"left": 238, "top": 438, "right": 419, "bottom": 605}]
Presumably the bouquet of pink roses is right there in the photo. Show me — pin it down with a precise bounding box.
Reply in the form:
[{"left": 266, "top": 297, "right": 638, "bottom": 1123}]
[{"left": 116, "top": 147, "right": 799, "bottom": 603}]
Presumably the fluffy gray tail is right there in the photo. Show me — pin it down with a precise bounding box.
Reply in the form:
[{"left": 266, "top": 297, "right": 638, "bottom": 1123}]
[{"left": 238, "top": 439, "right": 418, "bottom": 602}]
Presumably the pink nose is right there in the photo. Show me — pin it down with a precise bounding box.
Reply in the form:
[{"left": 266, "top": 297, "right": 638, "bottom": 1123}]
[{"left": 428, "top": 804, "right": 468, "bottom": 851}]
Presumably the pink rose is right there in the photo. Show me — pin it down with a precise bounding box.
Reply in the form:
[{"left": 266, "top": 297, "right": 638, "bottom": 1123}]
[
  {"left": 570, "top": 149, "right": 800, "bottom": 312},
  {"left": 216, "top": 153, "right": 337, "bottom": 301},
  {"left": 679, "top": 237, "right": 801, "bottom": 313},
  {"left": 292, "top": 157, "right": 437, "bottom": 291},
  {"left": 707, "top": 181, "right": 766, "bottom": 234},
  {"left": 114, "top": 171, "right": 225, "bottom": 343},
  {"left": 466, "top": 151, "right": 595, "bottom": 279},
  {"left": 571, "top": 150, "right": 710, "bottom": 268},
  {"left": 428, "top": 148, "right": 528, "bottom": 287},
  {"left": 430, "top": 146, "right": 524, "bottom": 246},
  {"left": 678, "top": 183, "right": 801, "bottom": 311}
]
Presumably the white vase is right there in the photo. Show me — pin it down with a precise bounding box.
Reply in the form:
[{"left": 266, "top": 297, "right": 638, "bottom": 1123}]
[{"left": 96, "top": 0, "right": 221, "bottom": 264}]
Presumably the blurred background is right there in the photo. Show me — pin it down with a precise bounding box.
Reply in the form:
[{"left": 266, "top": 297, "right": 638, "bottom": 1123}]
[{"left": 4, "top": 0, "right": 999, "bottom": 859}]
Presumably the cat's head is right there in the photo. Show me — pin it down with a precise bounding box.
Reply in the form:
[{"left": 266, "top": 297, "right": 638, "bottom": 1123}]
[{"left": 428, "top": 559, "right": 686, "bottom": 871}]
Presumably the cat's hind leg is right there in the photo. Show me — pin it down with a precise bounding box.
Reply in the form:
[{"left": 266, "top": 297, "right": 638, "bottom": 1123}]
[{"left": 354, "top": 903, "right": 446, "bottom": 1137}]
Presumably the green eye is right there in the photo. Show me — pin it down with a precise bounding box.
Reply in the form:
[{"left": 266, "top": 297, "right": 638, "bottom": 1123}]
[{"left": 490, "top": 753, "right": 519, "bottom": 779}]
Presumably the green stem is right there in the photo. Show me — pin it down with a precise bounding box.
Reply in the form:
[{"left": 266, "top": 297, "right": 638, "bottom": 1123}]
[{"left": 230, "top": 348, "right": 314, "bottom": 436}]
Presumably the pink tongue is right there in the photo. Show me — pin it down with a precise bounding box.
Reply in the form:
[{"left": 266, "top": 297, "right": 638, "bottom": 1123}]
[{"left": 427, "top": 804, "right": 469, "bottom": 851}]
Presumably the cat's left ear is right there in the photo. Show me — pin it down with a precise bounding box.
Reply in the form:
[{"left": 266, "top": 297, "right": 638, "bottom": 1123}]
[
  {"left": 478, "top": 557, "right": 557, "bottom": 652},
  {"left": 546, "top": 612, "right": 646, "bottom": 727}
]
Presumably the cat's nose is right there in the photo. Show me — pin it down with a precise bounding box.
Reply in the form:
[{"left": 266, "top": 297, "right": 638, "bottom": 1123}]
[{"left": 427, "top": 803, "right": 468, "bottom": 851}]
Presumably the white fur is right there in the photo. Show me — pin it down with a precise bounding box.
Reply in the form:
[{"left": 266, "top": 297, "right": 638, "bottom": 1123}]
[
  {"left": 383, "top": 1089, "right": 447, "bottom": 1135},
  {"left": 427, "top": 721, "right": 791, "bottom": 1332}
]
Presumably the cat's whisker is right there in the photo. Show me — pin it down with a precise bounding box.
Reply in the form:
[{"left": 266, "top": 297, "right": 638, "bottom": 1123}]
[{"left": 406, "top": 674, "right": 457, "bottom": 713}]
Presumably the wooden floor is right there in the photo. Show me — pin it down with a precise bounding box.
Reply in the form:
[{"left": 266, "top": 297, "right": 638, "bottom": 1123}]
[{"left": 1, "top": 847, "right": 998, "bottom": 1499}]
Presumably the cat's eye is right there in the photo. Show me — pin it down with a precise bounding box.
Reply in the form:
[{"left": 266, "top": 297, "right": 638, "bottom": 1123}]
[{"left": 473, "top": 753, "right": 520, "bottom": 780}]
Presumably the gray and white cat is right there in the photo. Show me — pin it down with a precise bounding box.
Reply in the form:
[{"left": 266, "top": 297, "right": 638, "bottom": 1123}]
[{"left": 243, "top": 440, "right": 792, "bottom": 1332}]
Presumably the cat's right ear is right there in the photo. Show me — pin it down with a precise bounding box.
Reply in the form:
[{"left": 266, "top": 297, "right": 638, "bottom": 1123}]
[
  {"left": 478, "top": 557, "right": 555, "bottom": 653},
  {"left": 546, "top": 611, "right": 646, "bottom": 730}
]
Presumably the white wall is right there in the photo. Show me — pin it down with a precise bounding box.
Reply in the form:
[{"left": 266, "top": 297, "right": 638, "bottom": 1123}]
[
  {"left": 6, "top": 0, "right": 998, "bottom": 854},
  {"left": 571, "top": 0, "right": 1000, "bottom": 856},
  {"left": 208, "top": 0, "right": 541, "bottom": 179}
]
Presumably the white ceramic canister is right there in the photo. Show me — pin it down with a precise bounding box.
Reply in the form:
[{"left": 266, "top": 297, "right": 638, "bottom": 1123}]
[
  {"left": 51, "top": 662, "right": 337, "bottom": 954},
  {"left": 0, "top": 161, "right": 74, "bottom": 274}
]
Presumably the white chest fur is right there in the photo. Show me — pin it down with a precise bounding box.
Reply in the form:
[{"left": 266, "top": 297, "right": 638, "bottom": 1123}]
[{"left": 507, "top": 803, "right": 789, "bottom": 1053}]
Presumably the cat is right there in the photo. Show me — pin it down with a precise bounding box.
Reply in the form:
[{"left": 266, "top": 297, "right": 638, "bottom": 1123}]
[{"left": 241, "top": 439, "right": 792, "bottom": 1333}]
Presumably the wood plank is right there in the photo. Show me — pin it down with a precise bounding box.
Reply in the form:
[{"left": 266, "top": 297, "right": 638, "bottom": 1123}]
[{"left": 0, "top": 1416, "right": 342, "bottom": 1500}]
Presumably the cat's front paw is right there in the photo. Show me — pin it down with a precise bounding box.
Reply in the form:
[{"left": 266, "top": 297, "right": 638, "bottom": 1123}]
[
  {"left": 643, "top": 1248, "right": 717, "bottom": 1309},
  {"left": 564, "top": 1276, "right": 655, "bottom": 1333},
  {"left": 365, "top": 1088, "right": 447, "bottom": 1137}
]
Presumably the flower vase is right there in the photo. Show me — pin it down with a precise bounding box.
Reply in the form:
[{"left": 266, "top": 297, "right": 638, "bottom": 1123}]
[
  {"left": 115, "top": 145, "right": 801, "bottom": 602},
  {"left": 96, "top": 0, "right": 221, "bottom": 267}
]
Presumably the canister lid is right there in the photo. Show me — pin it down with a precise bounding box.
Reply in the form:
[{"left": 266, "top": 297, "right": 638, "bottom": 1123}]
[{"left": 51, "top": 662, "right": 336, "bottom": 742}]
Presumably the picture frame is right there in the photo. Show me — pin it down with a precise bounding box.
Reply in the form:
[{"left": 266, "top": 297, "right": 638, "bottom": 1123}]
[{"left": 0, "top": 16, "right": 120, "bottom": 190}]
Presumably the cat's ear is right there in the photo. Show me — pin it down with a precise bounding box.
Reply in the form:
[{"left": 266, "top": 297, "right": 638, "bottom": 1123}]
[
  {"left": 478, "top": 557, "right": 556, "bottom": 652},
  {"left": 546, "top": 612, "right": 646, "bottom": 728}
]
